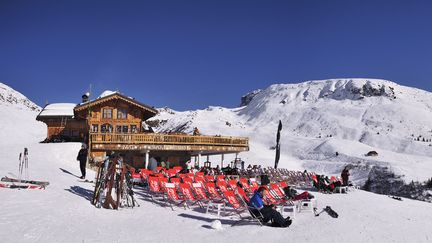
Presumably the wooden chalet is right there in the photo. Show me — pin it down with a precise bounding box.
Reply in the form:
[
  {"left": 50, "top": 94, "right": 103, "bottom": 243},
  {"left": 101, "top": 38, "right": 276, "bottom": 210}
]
[
  {"left": 37, "top": 91, "right": 249, "bottom": 168},
  {"left": 36, "top": 103, "right": 86, "bottom": 142}
]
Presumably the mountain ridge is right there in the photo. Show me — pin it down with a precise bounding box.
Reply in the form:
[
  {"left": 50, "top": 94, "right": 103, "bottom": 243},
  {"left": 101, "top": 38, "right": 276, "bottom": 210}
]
[{"left": 150, "top": 78, "right": 432, "bottom": 199}]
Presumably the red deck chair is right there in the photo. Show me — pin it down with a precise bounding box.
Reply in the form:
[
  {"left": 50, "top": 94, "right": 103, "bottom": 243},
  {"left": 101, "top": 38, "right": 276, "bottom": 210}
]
[
  {"left": 205, "top": 175, "right": 214, "bottom": 182},
  {"left": 263, "top": 185, "right": 292, "bottom": 206},
  {"left": 182, "top": 177, "right": 193, "bottom": 187},
  {"left": 167, "top": 169, "right": 177, "bottom": 178},
  {"left": 222, "top": 190, "right": 263, "bottom": 226},
  {"left": 159, "top": 177, "right": 168, "bottom": 188},
  {"left": 270, "top": 183, "right": 287, "bottom": 201},
  {"left": 228, "top": 179, "right": 238, "bottom": 191},
  {"left": 216, "top": 175, "right": 225, "bottom": 183},
  {"left": 194, "top": 176, "right": 206, "bottom": 189},
  {"left": 179, "top": 183, "right": 203, "bottom": 208},
  {"left": 164, "top": 183, "right": 186, "bottom": 210},
  {"left": 170, "top": 177, "right": 181, "bottom": 188},
  {"left": 156, "top": 166, "right": 164, "bottom": 172},
  {"left": 279, "top": 181, "right": 288, "bottom": 188},
  {"left": 173, "top": 166, "right": 183, "bottom": 173},
  {"left": 178, "top": 173, "right": 187, "bottom": 180},
  {"left": 148, "top": 176, "right": 165, "bottom": 202},
  {"left": 206, "top": 182, "right": 223, "bottom": 200},
  {"left": 264, "top": 185, "right": 298, "bottom": 218},
  {"left": 329, "top": 176, "right": 338, "bottom": 183},
  {"left": 216, "top": 181, "right": 230, "bottom": 194},
  {"left": 195, "top": 172, "right": 205, "bottom": 179},
  {"left": 236, "top": 186, "right": 250, "bottom": 203},
  {"left": 192, "top": 182, "right": 225, "bottom": 216},
  {"left": 192, "top": 183, "right": 210, "bottom": 202},
  {"left": 239, "top": 177, "right": 252, "bottom": 193}
]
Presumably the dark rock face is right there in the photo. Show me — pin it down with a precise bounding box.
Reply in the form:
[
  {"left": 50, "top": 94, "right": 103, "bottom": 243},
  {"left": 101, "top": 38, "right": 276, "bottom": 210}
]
[{"left": 240, "top": 89, "right": 262, "bottom": 107}]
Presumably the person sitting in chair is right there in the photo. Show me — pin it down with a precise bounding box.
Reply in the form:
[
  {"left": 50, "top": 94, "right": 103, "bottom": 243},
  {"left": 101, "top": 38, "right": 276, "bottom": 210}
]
[
  {"left": 283, "top": 186, "right": 314, "bottom": 200},
  {"left": 249, "top": 186, "right": 292, "bottom": 228}
]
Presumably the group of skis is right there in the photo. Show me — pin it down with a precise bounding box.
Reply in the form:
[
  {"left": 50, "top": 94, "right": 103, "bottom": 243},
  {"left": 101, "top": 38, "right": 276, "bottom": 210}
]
[
  {"left": 92, "top": 154, "right": 139, "bottom": 209},
  {"left": 0, "top": 148, "right": 49, "bottom": 190}
]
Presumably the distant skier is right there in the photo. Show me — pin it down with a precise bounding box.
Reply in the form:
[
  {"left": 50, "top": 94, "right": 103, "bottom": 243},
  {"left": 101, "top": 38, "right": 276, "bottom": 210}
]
[{"left": 76, "top": 144, "right": 88, "bottom": 179}]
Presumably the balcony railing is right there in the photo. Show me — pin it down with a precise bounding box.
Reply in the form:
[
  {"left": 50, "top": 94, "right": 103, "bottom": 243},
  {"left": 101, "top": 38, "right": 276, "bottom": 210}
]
[{"left": 90, "top": 132, "right": 249, "bottom": 147}]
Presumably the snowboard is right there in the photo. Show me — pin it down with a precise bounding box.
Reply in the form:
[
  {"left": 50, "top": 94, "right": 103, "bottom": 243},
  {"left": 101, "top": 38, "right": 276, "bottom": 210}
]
[{"left": 314, "top": 206, "right": 338, "bottom": 218}]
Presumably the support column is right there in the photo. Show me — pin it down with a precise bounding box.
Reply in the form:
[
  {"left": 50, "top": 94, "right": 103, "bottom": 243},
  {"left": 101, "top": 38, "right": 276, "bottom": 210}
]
[
  {"left": 197, "top": 153, "right": 202, "bottom": 168},
  {"left": 221, "top": 154, "right": 224, "bottom": 168},
  {"left": 145, "top": 150, "right": 150, "bottom": 169}
]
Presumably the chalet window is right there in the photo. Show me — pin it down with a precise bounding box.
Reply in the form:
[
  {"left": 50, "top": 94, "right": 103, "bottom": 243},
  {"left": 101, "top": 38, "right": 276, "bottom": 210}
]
[
  {"left": 102, "top": 108, "right": 113, "bottom": 119},
  {"left": 117, "top": 108, "right": 128, "bottom": 119},
  {"left": 101, "top": 124, "right": 113, "bottom": 133},
  {"left": 131, "top": 125, "right": 137, "bottom": 133},
  {"left": 116, "top": 125, "right": 129, "bottom": 133},
  {"left": 91, "top": 124, "right": 98, "bottom": 133}
]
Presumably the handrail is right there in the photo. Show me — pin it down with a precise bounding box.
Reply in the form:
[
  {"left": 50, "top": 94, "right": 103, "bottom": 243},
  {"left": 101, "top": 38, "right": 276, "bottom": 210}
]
[{"left": 90, "top": 133, "right": 249, "bottom": 147}]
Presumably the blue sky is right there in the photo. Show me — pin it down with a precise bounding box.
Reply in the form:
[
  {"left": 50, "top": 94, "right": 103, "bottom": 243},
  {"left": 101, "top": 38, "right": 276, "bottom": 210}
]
[{"left": 1, "top": 0, "right": 432, "bottom": 110}]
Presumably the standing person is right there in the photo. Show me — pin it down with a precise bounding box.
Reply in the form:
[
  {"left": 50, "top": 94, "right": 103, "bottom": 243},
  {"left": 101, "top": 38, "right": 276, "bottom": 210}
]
[
  {"left": 147, "top": 157, "right": 158, "bottom": 172},
  {"left": 341, "top": 167, "right": 350, "bottom": 186},
  {"left": 249, "top": 187, "right": 292, "bottom": 228},
  {"left": 76, "top": 144, "right": 88, "bottom": 179}
]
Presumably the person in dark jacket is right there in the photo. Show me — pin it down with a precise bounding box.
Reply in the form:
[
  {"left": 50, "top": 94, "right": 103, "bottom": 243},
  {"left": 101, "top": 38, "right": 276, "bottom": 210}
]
[
  {"left": 341, "top": 167, "right": 350, "bottom": 186},
  {"left": 249, "top": 187, "right": 292, "bottom": 227},
  {"left": 76, "top": 144, "right": 88, "bottom": 179}
]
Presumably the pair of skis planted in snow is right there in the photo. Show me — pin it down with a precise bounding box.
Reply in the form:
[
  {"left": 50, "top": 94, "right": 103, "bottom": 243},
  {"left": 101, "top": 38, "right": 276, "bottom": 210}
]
[{"left": 0, "top": 148, "right": 49, "bottom": 190}]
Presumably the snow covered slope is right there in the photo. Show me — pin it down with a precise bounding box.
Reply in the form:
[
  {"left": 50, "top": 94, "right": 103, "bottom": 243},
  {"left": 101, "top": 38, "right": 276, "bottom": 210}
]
[
  {"left": 150, "top": 79, "right": 432, "bottom": 187},
  {"left": 0, "top": 82, "right": 46, "bottom": 146}
]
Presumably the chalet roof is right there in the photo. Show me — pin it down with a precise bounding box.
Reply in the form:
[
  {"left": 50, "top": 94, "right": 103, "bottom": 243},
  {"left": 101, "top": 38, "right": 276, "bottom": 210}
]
[
  {"left": 37, "top": 103, "right": 76, "bottom": 118},
  {"left": 74, "top": 92, "right": 158, "bottom": 116}
]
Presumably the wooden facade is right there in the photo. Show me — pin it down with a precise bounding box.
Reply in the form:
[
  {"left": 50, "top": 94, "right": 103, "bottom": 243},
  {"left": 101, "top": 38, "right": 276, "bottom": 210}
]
[
  {"left": 37, "top": 92, "right": 249, "bottom": 168},
  {"left": 42, "top": 118, "right": 86, "bottom": 141},
  {"left": 74, "top": 93, "right": 157, "bottom": 136}
]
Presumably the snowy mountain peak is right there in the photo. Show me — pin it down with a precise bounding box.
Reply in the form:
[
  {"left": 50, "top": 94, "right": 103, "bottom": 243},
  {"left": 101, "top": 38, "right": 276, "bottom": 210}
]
[
  {"left": 0, "top": 82, "right": 40, "bottom": 111},
  {"left": 257, "top": 78, "right": 400, "bottom": 105}
]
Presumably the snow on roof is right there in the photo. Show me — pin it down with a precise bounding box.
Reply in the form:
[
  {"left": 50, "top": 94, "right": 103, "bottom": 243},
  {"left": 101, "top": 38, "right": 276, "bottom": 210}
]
[
  {"left": 38, "top": 103, "right": 76, "bottom": 117},
  {"left": 97, "top": 90, "right": 118, "bottom": 99}
]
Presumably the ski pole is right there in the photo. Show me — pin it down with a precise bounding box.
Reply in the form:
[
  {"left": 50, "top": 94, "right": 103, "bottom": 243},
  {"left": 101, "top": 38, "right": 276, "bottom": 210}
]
[
  {"left": 18, "top": 152, "right": 23, "bottom": 182},
  {"left": 24, "top": 148, "right": 29, "bottom": 180}
]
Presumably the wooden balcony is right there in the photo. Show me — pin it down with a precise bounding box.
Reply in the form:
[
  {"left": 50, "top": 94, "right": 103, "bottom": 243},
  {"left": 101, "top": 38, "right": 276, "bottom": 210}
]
[{"left": 89, "top": 133, "right": 249, "bottom": 154}]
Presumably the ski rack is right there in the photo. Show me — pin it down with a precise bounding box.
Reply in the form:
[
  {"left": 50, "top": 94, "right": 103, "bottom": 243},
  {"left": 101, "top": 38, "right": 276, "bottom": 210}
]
[{"left": 92, "top": 155, "right": 138, "bottom": 209}]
